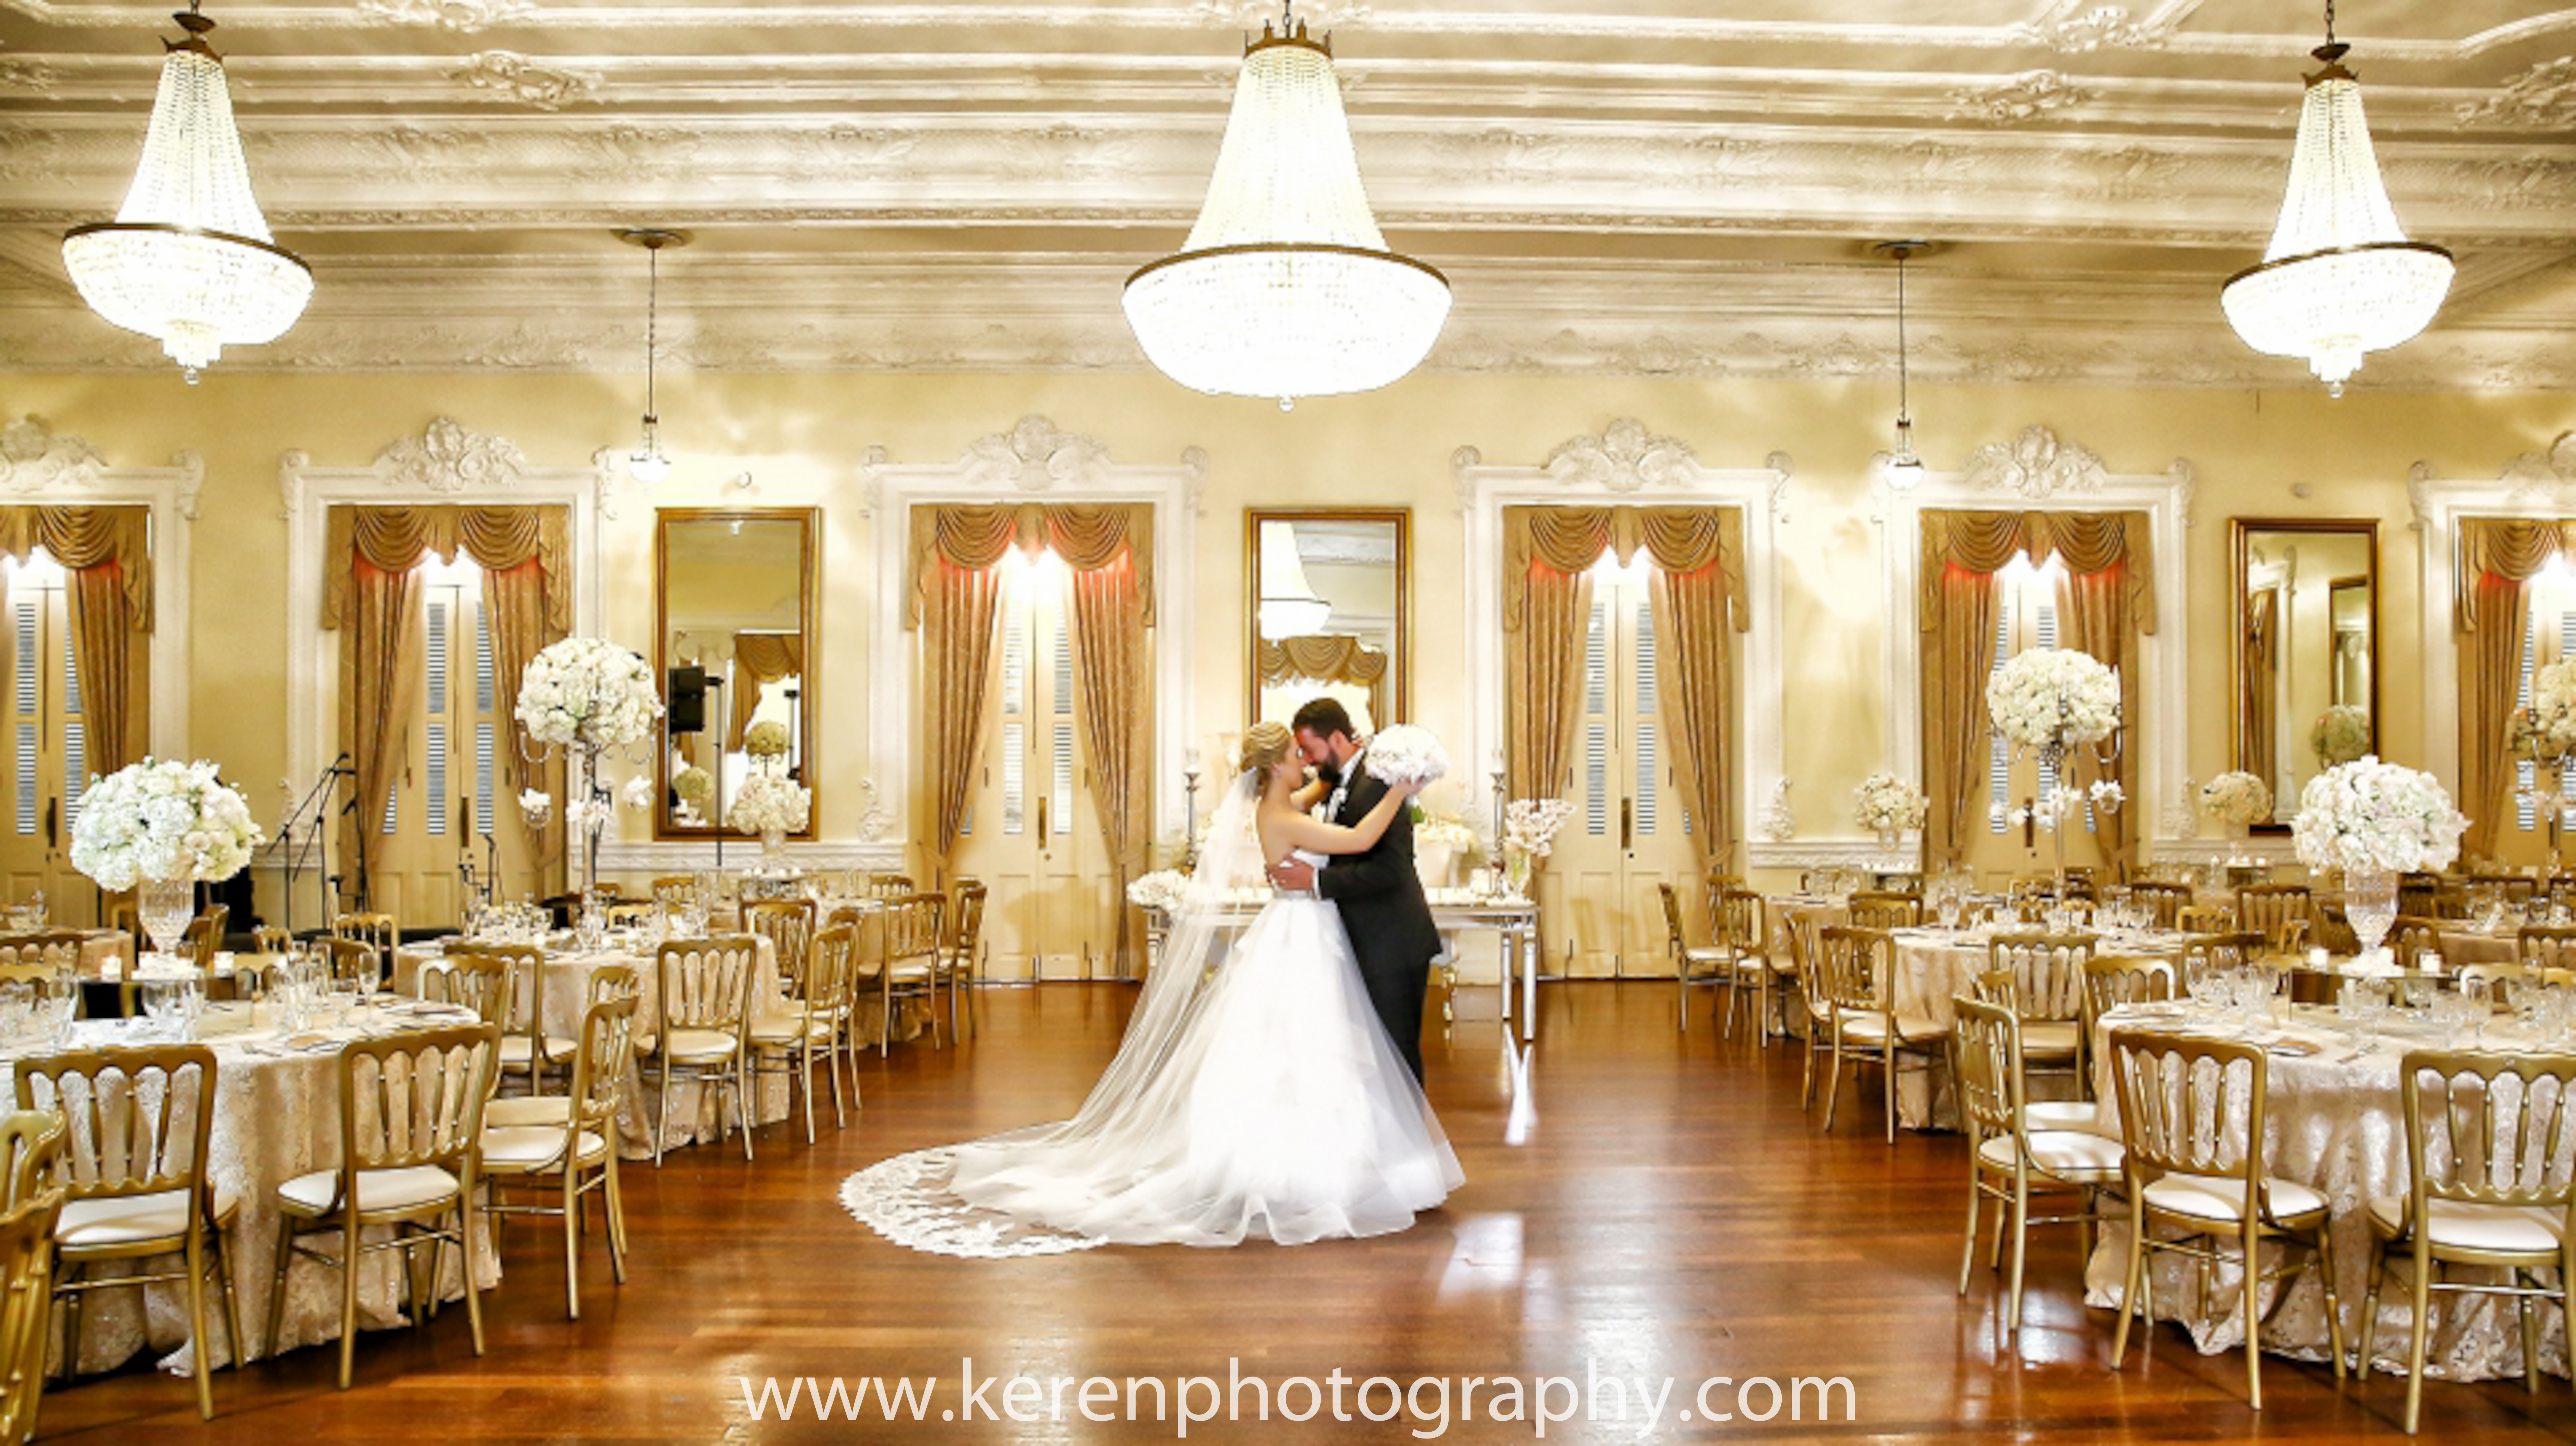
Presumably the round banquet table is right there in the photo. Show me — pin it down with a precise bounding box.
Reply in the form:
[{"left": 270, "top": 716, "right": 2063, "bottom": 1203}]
[
  {"left": 2082, "top": 1001, "right": 2571, "bottom": 1383},
  {"left": 1, "top": 1002, "right": 499, "bottom": 1378}
]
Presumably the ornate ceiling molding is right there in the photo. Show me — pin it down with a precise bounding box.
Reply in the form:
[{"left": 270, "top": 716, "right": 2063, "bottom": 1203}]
[
  {"left": 2458, "top": 55, "right": 2576, "bottom": 131},
  {"left": 444, "top": 51, "right": 603, "bottom": 110},
  {"left": 2015, "top": 3, "right": 2188, "bottom": 54},
  {"left": 357, "top": 0, "right": 536, "bottom": 30},
  {"left": 370, "top": 417, "right": 531, "bottom": 494},
  {"left": 1947, "top": 69, "right": 2096, "bottom": 124},
  {"left": 1541, "top": 418, "right": 1698, "bottom": 494},
  {"left": 0, "top": 414, "right": 102, "bottom": 493}
]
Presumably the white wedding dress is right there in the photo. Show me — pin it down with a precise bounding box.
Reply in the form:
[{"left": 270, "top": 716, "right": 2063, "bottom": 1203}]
[{"left": 842, "top": 782, "right": 1461, "bottom": 1255}]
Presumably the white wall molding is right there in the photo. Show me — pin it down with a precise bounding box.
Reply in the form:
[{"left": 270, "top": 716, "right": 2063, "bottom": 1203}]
[
  {"left": 863, "top": 416, "right": 1208, "bottom": 853},
  {"left": 1452, "top": 420, "right": 1792, "bottom": 868},
  {"left": 594, "top": 837, "right": 904, "bottom": 873},
  {"left": 1873, "top": 424, "right": 2195, "bottom": 855},
  {"left": 0, "top": 415, "right": 196, "bottom": 760},
  {"left": 2410, "top": 437, "right": 2576, "bottom": 799}
]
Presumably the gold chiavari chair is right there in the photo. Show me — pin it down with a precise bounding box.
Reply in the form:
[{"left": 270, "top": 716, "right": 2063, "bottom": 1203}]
[
  {"left": 2466, "top": 872, "right": 2538, "bottom": 905},
  {"left": 2516, "top": 922, "right": 2576, "bottom": 972},
  {"left": 743, "top": 898, "right": 818, "bottom": 993},
  {"left": 312, "top": 934, "right": 380, "bottom": 994},
  {"left": 15, "top": 1045, "right": 240, "bottom": 1418},
  {"left": 2056, "top": 867, "right": 2099, "bottom": 903},
  {"left": 1847, "top": 890, "right": 1922, "bottom": 932},
  {"left": 2128, "top": 881, "right": 2193, "bottom": 931},
  {"left": 877, "top": 894, "right": 946, "bottom": 1052},
  {"left": 1952, "top": 996, "right": 2126, "bottom": 1338},
  {"left": 2174, "top": 904, "right": 2234, "bottom": 936},
  {"left": 479, "top": 995, "right": 636, "bottom": 1319},
  {"left": 1657, "top": 883, "right": 1730, "bottom": 1035},
  {"left": 1713, "top": 888, "right": 1779, "bottom": 1043},
  {"left": 859, "top": 873, "right": 916, "bottom": 902},
  {"left": 2074, "top": 956, "right": 2176, "bottom": 1136},
  {"left": 649, "top": 876, "right": 697, "bottom": 910},
  {"left": 483, "top": 964, "right": 638, "bottom": 1130},
  {"left": 2107, "top": 1030, "right": 2344, "bottom": 1410},
  {"left": 250, "top": 926, "right": 293, "bottom": 958},
  {"left": 181, "top": 905, "right": 228, "bottom": 971},
  {"left": 2357, "top": 1049, "right": 2576, "bottom": 1434},
  {"left": 1984, "top": 932, "right": 2096, "bottom": 1096},
  {"left": 2178, "top": 930, "right": 2264, "bottom": 986},
  {"left": 1786, "top": 912, "right": 1836, "bottom": 1112},
  {"left": 1816, "top": 926, "right": 1947, "bottom": 1146},
  {"left": 736, "top": 874, "right": 801, "bottom": 905},
  {"left": 751, "top": 924, "right": 859, "bottom": 1143},
  {"left": 649, "top": 936, "right": 759, "bottom": 1165},
  {"left": 450, "top": 941, "right": 567, "bottom": 1097},
  {"left": 2387, "top": 916, "right": 2444, "bottom": 971},
  {"left": 2398, "top": 873, "right": 2442, "bottom": 921},
  {"left": 942, "top": 880, "right": 987, "bottom": 1043},
  {"left": 0, "top": 1111, "right": 64, "bottom": 1444},
  {"left": 0, "top": 932, "right": 87, "bottom": 978},
  {"left": 2236, "top": 884, "right": 2311, "bottom": 956},
  {"left": 330, "top": 910, "right": 396, "bottom": 960},
  {"left": 269, "top": 1025, "right": 498, "bottom": 1389},
  {"left": 2458, "top": 961, "right": 2545, "bottom": 1009}
]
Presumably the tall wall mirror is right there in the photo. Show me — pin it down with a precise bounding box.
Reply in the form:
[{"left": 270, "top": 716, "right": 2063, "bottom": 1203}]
[
  {"left": 2233, "top": 518, "right": 2378, "bottom": 827},
  {"left": 655, "top": 508, "right": 819, "bottom": 839},
  {"left": 1245, "top": 509, "right": 1410, "bottom": 733}
]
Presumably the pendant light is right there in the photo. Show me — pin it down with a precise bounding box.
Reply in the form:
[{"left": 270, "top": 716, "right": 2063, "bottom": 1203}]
[
  {"left": 2219, "top": 0, "right": 2452, "bottom": 396},
  {"left": 1122, "top": 6, "right": 1450, "bottom": 411},
  {"left": 60, "top": 1, "right": 313, "bottom": 383},
  {"left": 1875, "top": 240, "right": 1929, "bottom": 492},
  {"left": 1257, "top": 521, "right": 1332, "bottom": 639},
  {"left": 616, "top": 227, "right": 687, "bottom": 486}
]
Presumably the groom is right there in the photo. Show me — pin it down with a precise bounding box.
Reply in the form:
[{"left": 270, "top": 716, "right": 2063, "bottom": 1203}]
[{"left": 1272, "top": 699, "right": 1444, "bottom": 1082}]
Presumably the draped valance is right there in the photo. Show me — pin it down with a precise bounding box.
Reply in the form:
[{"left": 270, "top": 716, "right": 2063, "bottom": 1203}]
[
  {"left": 907, "top": 503, "right": 1156, "bottom": 626},
  {"left": 0, "top": 508, "right": 152, "bottom": 630},
  {"left": 1258, "top": 634, "right": 1387, "bottom": 691},
  {"left": 1503, "top": 506, "right": 1750, "bottom": 632},
  {"left": 1918, "top": 509, "right": 2155, "bottom": 633},
  {"left": 321, "top": 505, "right": 571, "bottom": 634},
  {"left": 728, "top": 631, "right": 808, "bottom": 752},
  {"left": 2455, "top": 518, "right": 2576, "bottom": 633}
]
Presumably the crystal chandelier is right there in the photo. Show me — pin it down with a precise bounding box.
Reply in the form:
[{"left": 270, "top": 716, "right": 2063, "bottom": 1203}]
[
  {"left": 1257, "top": 521, "right": 1332, "bottom": 639},
  {"left": 2219, "top": 1, "right": 2452, "bottom": 397},
  {"left": 616, "top": 227, "right": 688, "bottom": 486},
  {"left": 1123, "top": 10, "right": 1450, "bottom": 410},
  {"left": 60, "top": 3, "right": 312, "bottom": 383},
  {"left": 1876, "top": 240, "right": 1928, "bottom": 492}
]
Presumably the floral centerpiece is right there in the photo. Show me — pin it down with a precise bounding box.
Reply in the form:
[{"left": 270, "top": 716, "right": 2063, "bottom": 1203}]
[
  {"left": 1499, "top": 797, "right": 1576, "bottom": 899},
  {"left": 72, "top": 759, "right": 263, "bottom": 959},
  {"left": 1410, "top": 808, "right": 1476, "bottom": 889},
  {"left": 517, "top": 637, "right": 663, "bottom": 893},
  {"left": 2291, "top": 756, "right": 2467, "bottom": 960},
  {"left": 2509, "top": 662, "right": 2576, "bottom": 866},
  {"left": 1986, "top": 647, "right": 2120, "bottom": 751},
  {"left": 2310, "top": 703, "right": 2371, "bottom": 768},
  {"left": 1363, "top": 724, "right": 1450, "bottom": 789},
  {"left": 744, "top": 719, "right": 791, "bottom": 762},
  {"left": 726, "top": 770, "right": 811, "bottom": 854},
  {"left": 1852, "top": 771, "right": 1928, "bottom": 844},
  {"left": 673, "top": 764, "right": 714, "bottom": 819},
  {"left": 1126, "top": 869, "right": 1190, "bottom": 914},
  {"left": 2200, "top": 770, "right": 2273, "bottom": 831}
]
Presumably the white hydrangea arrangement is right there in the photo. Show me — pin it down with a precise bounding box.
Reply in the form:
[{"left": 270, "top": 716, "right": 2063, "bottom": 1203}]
[
  {"left": 70, "top": 758, "right": 263, "bottom": 891},
  {"left": 2200, "top": 770, "right": 2273, "bottom": 828},
  {"left": 2309, "top": 704, "right": 2371, "bottom": 768},
  {"left": 517, "top": 637, "right": 662, "bottom": 750},
  {"left": 726, "top": 770, "right": 811, "bottom": 835},
  {"left": 744, "top": 719, "right": 792, "bottom": 761},
  {"left": 1503, "top": 798, "right": 1577, "bottom": 860},
  {"left": 2509, "top": 660, "right": 2576, "bottom": 765},
  {"left": 1363, "top": 724, "right": 1450, "bottom": 789},
  {"left": 1126, "top": 869, "right": 1190, "bottom": 913},
  {"left": 1986, "top": 647, "right": 2120, "bottom": 750},
  {"left": 1852, "top": 772, "right": 1929, "bottom": 832},
  {"left": 673, "top": 765, "right": 714, "bottom": 806},
  {"left": 2290, "top": 756, "right": 2468, "bottom": 877}
]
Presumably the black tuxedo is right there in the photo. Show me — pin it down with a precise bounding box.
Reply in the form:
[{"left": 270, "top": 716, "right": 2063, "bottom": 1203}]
[{"left": 1318, "top": 756, "right": 1443, "bottom": 1082}]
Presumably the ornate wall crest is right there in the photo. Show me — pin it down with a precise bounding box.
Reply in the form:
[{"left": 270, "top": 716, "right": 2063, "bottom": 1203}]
[
  {"left": 1758, "top": 778, "right": 1796, "bottom": 843},
  {"left": 1959, "top": 426, "right": 2108, "bottom": 499},
  {"left": 445, "top": 51, "right": 603, "bottom": 111},
  {"left": 371, "top": 417, "right": 528, "bottom": 494},
  {"left": 2502, "top": 431, "right": 2576, "bottom": 507},
  {"left": 1542, "top": 418, "right": 1697, "bottom": 493},
  {"left": 960, "top": 415, "right": 1112, "bottom": 493},
  {"left": 0, "top": 417, "right": 105, "bottom": 494}
]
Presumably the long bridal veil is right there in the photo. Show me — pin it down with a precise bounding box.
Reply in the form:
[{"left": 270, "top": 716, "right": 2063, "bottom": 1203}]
[{"left": 838, "top": 772, "right": 1270, "bottom": 1258}]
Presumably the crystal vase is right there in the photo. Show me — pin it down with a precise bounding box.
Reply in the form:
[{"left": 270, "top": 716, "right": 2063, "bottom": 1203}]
[
  {"left": 761, "top": 826, "right": 787, "bottom": 863},
  {"left": 2346, "top": 868, "right": 2400, "bottom": 960},
  {"left": 137, "top": 876, "right": 193, "bottom": 962}
]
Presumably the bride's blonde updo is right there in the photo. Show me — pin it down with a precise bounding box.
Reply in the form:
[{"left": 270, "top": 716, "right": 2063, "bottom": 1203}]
[{"left": 1238, "top": 722, "right": 1294, "bottom": 780}]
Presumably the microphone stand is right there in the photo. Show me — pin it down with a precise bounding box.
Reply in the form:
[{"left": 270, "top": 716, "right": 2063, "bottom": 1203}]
[
  {"left": 707, "top": 677, "right": 728, "bottom": 871},
  {"left": 274, "top": 754, "right": 352, "bottom": 937}
]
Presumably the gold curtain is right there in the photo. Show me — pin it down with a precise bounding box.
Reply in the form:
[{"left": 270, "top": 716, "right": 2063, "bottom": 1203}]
[
  {"left": 2242, "top": 589, "right": 2278, "bottom": 795},
  {"left": 2058, "top": 563, "right": 2139, "bottom": 877},
  {"left": 1918, "top": 510, "right": 2156, "bottom": 635},
  {"left": 2452, "top": 516, "right": 2574, "bottom": 858},
  {"left": 726, "top": 632, "right": 808, "bottom": 753},
  {"left": 1923, "top": 562, "right": 2001, "bottom": 868},
  {"left": 482, "top": 556, "right": 566, "bottom": 895},
  {"left": 1258, "top": 634, "right": 1389, "bottom": 731},
  {"left": 1067, "top": 549, "right": 1151, "bottom": 971},
  {"left": 0, "top": 508, "right": 153, "bottom": 785},
  {"left": 340, "top": 559, "right": 425, "bottom": 906},
  {"left": 1503, "top": 505, "right": 1750, "bottom": 860}
]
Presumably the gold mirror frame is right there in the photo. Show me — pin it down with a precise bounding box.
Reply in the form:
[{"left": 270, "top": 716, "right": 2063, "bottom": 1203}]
[
  {"left": 653, "top": 506, "right": 820, "bottom": 841},
  {"left": 2231, "top": 516, "right": 2379, "bottom": 832},
  {"left": 1244, "top": 508, "right": 1411, "bottom": 732}
]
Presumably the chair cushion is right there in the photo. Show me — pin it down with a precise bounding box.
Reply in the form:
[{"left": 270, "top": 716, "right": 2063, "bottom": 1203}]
[
  {"left": 885, "top": 961, "right": 934, "bottom": 984},
  {"left": 2141, "top": 1171, "right": 2328, "bottom": 1224},
  {"left": 2018, "top": 1020, "right": 2082, "bottom": 1059},
  {"left": 482, "top": 1095, "right": 573, "bottom": 1128},
  {"left": 277, "top": 1164, "right": 462, "bottom": 1217},
  {"left": 2367, "top": 1195, "right": 2567, "bottom": 1255},
  {"left": 56, "top": 1186, "right": 239, "bottom": 1249},
  {"left": 498, "top": 1035, "right": 579, "bottom": 1068},
  {"left": 659, "top": 1027, "right": 739, "bottom": 1063},
  {"left": 479, "top": 1124, "right": 608, "bottom": 1171},
  {"left": 1979, "top": 1129, "right": 2124, "bottom": 1179},
  {"left": 1837, "top": 1010, "right": 1947, "bottom": 1044},
  {"left": 750, "top": 1017, "right": 822, "bottom": 1045},
  {"left": 2023, "top": 1101, "right": 2109, "bottom": 1137}
]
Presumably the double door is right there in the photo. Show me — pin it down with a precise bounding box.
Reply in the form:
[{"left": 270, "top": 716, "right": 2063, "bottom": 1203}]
[{"left": 0, "top": 577, "right": 96, "bottom": 915}]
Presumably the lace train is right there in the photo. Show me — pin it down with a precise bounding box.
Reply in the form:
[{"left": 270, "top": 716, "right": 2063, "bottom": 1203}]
[{"left": 839, "top": 1146, "right": 1106, "bottom": 1260}]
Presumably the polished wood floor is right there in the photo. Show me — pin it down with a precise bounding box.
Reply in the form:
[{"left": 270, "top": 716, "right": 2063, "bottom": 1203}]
[{"left": 33, "top": 982, "right": 2576, "bottom": 1442}]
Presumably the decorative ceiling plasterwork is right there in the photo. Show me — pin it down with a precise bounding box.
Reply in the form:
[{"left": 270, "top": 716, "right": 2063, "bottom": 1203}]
[
  {"left": 358, "top": 0, "right": 536, "bottom": 31},
  {"left": 1958, "top": 426, "right": 2109, "bottom": 498},
  {"left": 371, "top": 416, "right": 529, "bottom": 494},
  {"left": 960, "top": 415, "right": 1114, "bottom": 495},
  {"left": 0, "top": 413, "right": 101, "bottom": 492},
  {"left": 444, "top": 50, "right": 602, "bottom": 110},
  {"left": 1947, "top": 70, "right": 2096, "bottom": 124},
  {"left": 2015, "top": 3, "right": 2187, "bottom": 55},
  {"left": 2457, "top": 55, "right": 2576, "bottom": 131},
  {"left": 1542, "top": 418, "right": 1697, "bottom": 495}
]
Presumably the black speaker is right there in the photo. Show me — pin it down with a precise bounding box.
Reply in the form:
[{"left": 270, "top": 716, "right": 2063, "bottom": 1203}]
[{"left": 668, "top": 665, "right": 707, "bottom": 734}]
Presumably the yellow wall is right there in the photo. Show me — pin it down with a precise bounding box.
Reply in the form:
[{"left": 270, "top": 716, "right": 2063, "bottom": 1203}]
[{"left": 3, "top": 367, "right": 2570, "bottom": 881}]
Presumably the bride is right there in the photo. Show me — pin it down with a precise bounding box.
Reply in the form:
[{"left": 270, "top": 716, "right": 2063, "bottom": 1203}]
[{"left": 845, "top": 722, "right": 1462, "bottom": 1253}]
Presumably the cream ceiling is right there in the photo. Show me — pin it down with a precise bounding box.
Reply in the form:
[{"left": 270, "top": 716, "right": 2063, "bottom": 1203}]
[{"left": 1, "top": 0, "right": 2571, "bottom": 391}]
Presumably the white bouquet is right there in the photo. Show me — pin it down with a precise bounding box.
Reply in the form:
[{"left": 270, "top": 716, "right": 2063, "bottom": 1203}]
[
  {"left": 1126, "top": 869, "right": 1190, "bottom": 913},
  {"left": 2290, "top": 756, "right": 2468, "bottom": 876},
  {"left": 744, "top": 719, "right": 791, "bottom": 761},
  {"left": 1852, "top": 771, "right": 1928, "bottom": 832},
  {"left": 727, "top": 770, "right": 811, "bottom": 835},
  {"left": 1363, "top": 725, "right": 1449, "bottom": 789},
  {"left": 2089, "top": 779, "right": 2125, "bottom": 812},
  {"left": 2200, "top": 770, "right": 2272, "bottom": 828},
  {"left": 70, "top": 758, "right": 263, "bottom": 891},
  {"left": 1503, "top": 798, "right": 1577, "bottom": 859},
  {"left": 517, "top": 637, "right": 662, "bottom": 750},
  {"left": 673, "top": 765, "right": 714, "bottom": 806},
  {"left": 2309, "top": 704, "right": 2371, "bottom": 768},
  {"left": 1986, "top": 647, "right": 2120, "bottom": 750}
]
